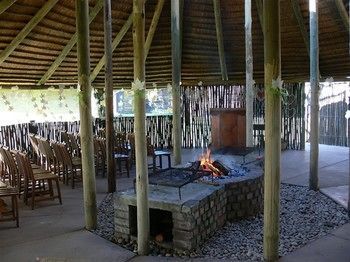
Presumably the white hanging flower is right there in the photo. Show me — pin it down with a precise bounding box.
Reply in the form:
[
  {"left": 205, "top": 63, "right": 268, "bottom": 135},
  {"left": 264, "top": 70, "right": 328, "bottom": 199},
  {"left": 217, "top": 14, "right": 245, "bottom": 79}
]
[
  {"left": 48, "top": 86, "right": 55, "bottom": 91},
  {"left": 77, "top": 84, "right": 81, "bottom": 92},
  {"left": 167, "top": 83, "right": 172, "bottom": 91},
  {"left": 11, "top": 85, "right": 19, "bottom": 90},
  {"left": 70, "top": 86, "right": 74, "bottom": 90},
  {"left": 198, "top": 81, "right": 203, "bottom": 86},
  {"left": 272, "top": 76, "right": 283, "bottom": 89},
  {"left": 131, "top": 79, "right": 145, "bottom": 91},
  {"left": 0, "top": 86, "right": 2, "bottom": 89},
  {"left": 152, "top": 82, "right": 157, "bottom": 88},
  {"left": 325, "top": 77, "right": 334, "bottom": 85},
  {"left": 345, "top": 110, "right": 350, "bottom": 120}
]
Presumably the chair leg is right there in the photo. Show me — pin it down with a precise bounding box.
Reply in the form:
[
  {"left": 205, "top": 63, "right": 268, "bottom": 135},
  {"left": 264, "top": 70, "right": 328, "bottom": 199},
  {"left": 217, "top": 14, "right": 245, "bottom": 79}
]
[
  {"left": 152, "top": 156, "right": 156, "bottom": 175},
  {"left": 31, "top": 181, "right": 36, "bottom": 210},
  {"left": 48, "top": 180, "right": 54, "bottom": 199},
  {"left": 14, "top": 195, "right": 19, "bottom": 227},
  {"left": 126, "top": 159, "right": 130, "bottom": 178},
  {"left": 168, "top": 155, "right": 171, "bottom": 168},
  {"left": 55, "top": 178, "right": 62, "bottom": 205},
  {"left": 159, "top": 155, "right": 163, "bottom": 169}
]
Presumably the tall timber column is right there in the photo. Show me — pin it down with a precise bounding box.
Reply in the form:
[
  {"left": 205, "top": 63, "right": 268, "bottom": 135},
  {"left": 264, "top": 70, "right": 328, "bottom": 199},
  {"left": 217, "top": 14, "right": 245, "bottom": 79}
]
[
  {"left": 245, "top": 0, "right": 254, "bottom": 147},
  {"left": 133, "top": 0, "right": 150, "bottom": 255},
  {"left": 76, "top": 0, "right": 97, "bottom": 230},
  {"left": 104, "top": 0, "right": 116, "bottom": 193},
  {"left": 309, "top": 0, "right": 319, "bottom": 191},
  {"left": 263, "top": 1, "right": 281, "bottom": 261},
  {"left": 171, "top": 0, "right": 182, "bottom": 165}
]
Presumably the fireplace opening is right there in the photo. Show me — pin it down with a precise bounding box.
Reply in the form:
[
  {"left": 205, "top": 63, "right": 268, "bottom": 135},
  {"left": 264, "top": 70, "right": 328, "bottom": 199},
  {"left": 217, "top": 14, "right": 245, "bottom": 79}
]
[{"left": 129, "top": 206, "right": 173, "bottom": 243}]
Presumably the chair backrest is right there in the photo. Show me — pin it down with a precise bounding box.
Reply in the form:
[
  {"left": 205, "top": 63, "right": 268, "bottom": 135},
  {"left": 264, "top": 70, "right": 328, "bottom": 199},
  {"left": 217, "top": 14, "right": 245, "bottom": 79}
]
[
  {"left": 28, "top": 133, "right": 39, "bottom": 154},
  {"left": 15, "top": 152, "right": 34, "bottom": 182},
  {"left": 37, "top": 138, "right": 55, "bottom": 161},
  {"left": 97, "top": 138, "right": 106, "bottom": 159},
  {"left": 58, "top": 143, "right": 73, "bottom": 167},
  {"left": 67, "top": 132, "right": 80, "bottom": 151},
  {"left": 60, "top": 131, "right": 72, "bottom": 150},
  {"left": 51, "top": 141, "right": 64, "bottom": 163},
  {"left": 146, "top": 136, "right": 155, "bottom": 156}
]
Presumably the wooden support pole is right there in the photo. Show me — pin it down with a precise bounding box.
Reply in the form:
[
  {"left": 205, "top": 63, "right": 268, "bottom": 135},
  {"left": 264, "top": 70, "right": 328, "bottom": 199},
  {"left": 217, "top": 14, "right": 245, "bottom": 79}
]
[
  {"left": 38, "top": 0, "right": 103, "bottom": 85},
  {"left": 133, "top": 0, "right": 149, "bottom": 255},
  {"left": 76, "top": 0, "right": 97, "bottom": 230},
  {"left": 347, "top": 97, "right": 350, "bottom": 216},
  {"left": 91, "top": 14, "right": 133, "bottom": 82},
  {"left": 171, "top": 0, "right": 182, "bottom": 165},
  {"left": 0, "top": 0, "right": 17, "bottom": 15},
  {"left": 309, "top": 0, "right": 319, "bottom": 191},
  {"left": 335, "top": 0, "right": 349, "bottom": 31},
  {"left": 245, "top": 0, "right": 254, "bottom": 147},
  {"left": 263, "top": 0, "right": 281, "bottom": 261},
  {"left": 104, "top": 0, "right": 115, "bottom": 193},
  {"left": 213, "top": 0, "right": 228, "bottom": 81},
  {"left": 145, "top": 0, "right": 165, "bottom": 59},
  {"left": 0, "top": 0, "right": 58, "bottom": 65}
]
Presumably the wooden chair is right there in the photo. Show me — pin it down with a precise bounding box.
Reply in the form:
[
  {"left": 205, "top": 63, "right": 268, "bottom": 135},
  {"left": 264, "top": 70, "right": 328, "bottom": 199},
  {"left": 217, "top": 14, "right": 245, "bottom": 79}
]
[
  {"left": 111, "top": 136, "right": 130, "bottom": 178},
  {"left": 58, "top": 143, "right": 82, "bottom": 188},
  {"left": 50, "top": 141, "right": 66, "bottom": 183},
  {"left": 0, "top": 181, "right": 19, "bottom": 227},
  {"left": 28, "top": 133, "right": 40, "bottom": 165},
  {"left": 15, "top": 152, "right": 62, "bottom": 210},
  {"left": 94, "top": 137, "right": 106, "bottom": 177},
  {"left": 67, "top": 132, "right": 81, "bottom": 157},
  {"left": 147, "top": 137, "right": 171, "bottom": 175}
]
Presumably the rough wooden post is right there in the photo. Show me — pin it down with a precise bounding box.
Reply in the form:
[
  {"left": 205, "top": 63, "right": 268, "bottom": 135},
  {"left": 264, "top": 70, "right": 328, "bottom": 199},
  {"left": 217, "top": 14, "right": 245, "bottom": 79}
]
[
  {"left": 104, "top": 0, "right": 115, "bottom": 193},
  {"left": 171, "top": 0, "right": 182, "bottom": 165},
  {"left": 347, "top": 97, "right": 350, "bottom": 216},
  {"left": 245, "top": 0, "right": 254, "bottom": 147},
  {"left": 76, "top": 0, "right": 97, "bottom": 230},
  {"left": 263, "top": 1, "right": 281, "bottom": 261},
  {"left": 309, "top": 0, "right": 319, "bottom": 191},
  {"left": 133, "top": 0, "right": 150, "bottom": 255}
]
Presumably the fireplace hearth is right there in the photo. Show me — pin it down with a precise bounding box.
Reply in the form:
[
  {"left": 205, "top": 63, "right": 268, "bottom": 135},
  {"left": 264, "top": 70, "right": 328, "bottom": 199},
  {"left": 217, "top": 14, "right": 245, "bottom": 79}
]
[{"left": 115, "top": 153, "right": 263, "bottom": 251}]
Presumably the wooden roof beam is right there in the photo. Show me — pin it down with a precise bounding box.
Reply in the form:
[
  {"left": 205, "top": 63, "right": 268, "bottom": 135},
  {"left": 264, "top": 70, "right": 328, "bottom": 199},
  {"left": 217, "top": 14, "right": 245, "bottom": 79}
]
[
  {"left": 335, "top": 0, "right": 349, "bottom": 31},
  {"left": 0, "top": 0, "right": 58, "bottom": 65},
  {"left": 291, "top": 0, "right": 310, "bottom": 56},
  {"left": 37, "top": 0, "right": 103, "bottom": 85},
  {"left": 145, "top": 0, "right": 165, "bottom": 58},
  {"left": 90, "top": 13, "right": 133, "bottom": 82},
  {"left": 213, "top": 0, "right": 228, "bottom": 81},
  {"left": 255, "top": 0, "right": 263, "bottom": 34},
  {"left": 0, "top": 0, "right": 17, "bottom": 15}
]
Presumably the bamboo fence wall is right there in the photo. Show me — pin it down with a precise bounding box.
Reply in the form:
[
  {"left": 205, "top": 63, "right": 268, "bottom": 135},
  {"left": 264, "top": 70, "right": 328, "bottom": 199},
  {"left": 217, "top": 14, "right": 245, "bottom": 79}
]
[{"left": 0, "top": 84, "right": 305, "bottom": 151}]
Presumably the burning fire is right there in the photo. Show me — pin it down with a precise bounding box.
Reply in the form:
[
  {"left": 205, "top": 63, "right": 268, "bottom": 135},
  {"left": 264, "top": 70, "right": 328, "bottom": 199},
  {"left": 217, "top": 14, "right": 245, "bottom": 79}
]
[{"left": 199, "top": 149, "right": 223, "bottom": 176}]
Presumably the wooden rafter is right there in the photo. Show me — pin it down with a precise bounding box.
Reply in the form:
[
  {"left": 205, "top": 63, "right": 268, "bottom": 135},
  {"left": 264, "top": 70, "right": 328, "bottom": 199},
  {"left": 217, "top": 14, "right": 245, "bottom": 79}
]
[
  {"left": 0, "top": 0, "right": 17, "bottom": 15},
  {"left": 37, "top": 0, "right": 103, "bottom": 85},
  {"left": 213, "top": 0, "right": 228, "bottom": 81},
  {"left": 255, "top": 0, "right": 263, "bottom": 33},
  {"left": 291, "top": 0, "right": 310, "bottom": 55},
  {"left": 145, "top": 0, "right": 165, "bottom": 58},
  {"left": 90, "top": 14, "right": 133, "bottom": 82},
  {"left": 335, "top": 0, "right": 349, "bottom": 31},
  {"left": 0, "top": 0, "right": 58, "bottom": 65}
]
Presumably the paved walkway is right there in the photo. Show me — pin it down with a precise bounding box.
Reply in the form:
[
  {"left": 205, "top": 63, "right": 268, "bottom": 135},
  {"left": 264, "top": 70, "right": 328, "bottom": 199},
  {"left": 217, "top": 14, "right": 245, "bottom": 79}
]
[{"left": 0, "top": 144, "right": 348, "bottom": 262}]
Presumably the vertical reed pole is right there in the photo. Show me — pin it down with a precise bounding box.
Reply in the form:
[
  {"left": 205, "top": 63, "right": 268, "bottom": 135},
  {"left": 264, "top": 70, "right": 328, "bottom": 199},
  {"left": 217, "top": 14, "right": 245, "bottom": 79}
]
[
  {"left": 263, "top": 0, "right": 281, "bottom": 261},
  {"left": 104, "top": 0, "right": 116, "bottom": 193},
  {"left": 245, "top": 0, "right": 254, "bottom": 147},
  {"left": 309, "top": 0, "right": 319, "bottom": 191},
  {"left": 171, "top": 0, "right": 182, "bottom": 165},
  {"left": 76, "top": 0, "right": 97, "bottom": 230},
  {"left": 133, "top": 0, "right": 149, "bottom": 255}
]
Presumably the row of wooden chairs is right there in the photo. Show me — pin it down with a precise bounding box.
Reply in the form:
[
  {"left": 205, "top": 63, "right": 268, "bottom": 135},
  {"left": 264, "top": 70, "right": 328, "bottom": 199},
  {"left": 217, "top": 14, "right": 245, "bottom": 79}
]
[{"left": 0, "top": 145, "right": 62, "bottom": 212}]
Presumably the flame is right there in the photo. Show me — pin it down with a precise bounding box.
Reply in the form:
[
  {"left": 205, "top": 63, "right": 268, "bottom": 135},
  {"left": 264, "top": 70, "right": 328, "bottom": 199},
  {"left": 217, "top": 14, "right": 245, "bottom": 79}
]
[{"left": 199, "top": 149, "right": 222, "bottom": 176}]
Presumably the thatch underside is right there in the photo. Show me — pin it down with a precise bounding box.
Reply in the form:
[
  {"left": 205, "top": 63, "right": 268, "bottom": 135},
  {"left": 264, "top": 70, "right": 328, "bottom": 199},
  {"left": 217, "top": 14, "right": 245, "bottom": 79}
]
[{"left": 0, "top": 0, "right": 349, "bottom": 87}]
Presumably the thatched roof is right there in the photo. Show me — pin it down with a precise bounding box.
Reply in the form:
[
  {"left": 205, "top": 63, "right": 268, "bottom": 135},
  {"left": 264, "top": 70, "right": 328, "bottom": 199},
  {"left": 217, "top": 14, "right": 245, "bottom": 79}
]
[{"left": 0, "top": 0, "right": 349, "bottom": 87}]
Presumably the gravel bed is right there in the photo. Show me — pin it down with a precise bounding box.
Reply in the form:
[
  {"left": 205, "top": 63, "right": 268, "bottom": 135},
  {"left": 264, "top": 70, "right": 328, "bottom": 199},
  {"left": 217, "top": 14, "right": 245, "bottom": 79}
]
[{"left": 92, "top": 184, "right": 349, "bottom": 261}]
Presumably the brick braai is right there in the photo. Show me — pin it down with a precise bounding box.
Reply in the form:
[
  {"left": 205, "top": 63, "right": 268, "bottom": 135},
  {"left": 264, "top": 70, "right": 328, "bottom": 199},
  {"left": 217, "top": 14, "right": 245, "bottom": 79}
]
[{"left": 115, "top": 171, "right": 263, "bottom": 251}]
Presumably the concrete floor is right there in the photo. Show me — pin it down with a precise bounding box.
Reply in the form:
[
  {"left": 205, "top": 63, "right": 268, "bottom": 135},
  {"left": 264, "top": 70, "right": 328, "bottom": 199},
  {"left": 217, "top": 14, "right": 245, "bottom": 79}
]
[{"left": 0, "top": 144, "right": 349, "bottom": 262}]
